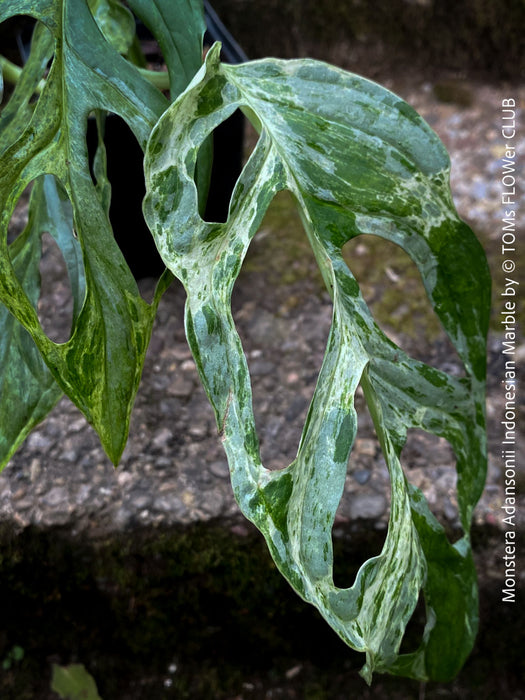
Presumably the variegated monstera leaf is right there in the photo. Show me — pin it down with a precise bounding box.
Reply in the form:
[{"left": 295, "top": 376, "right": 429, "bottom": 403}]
[{"left": 144, "top": 45, "right": 490, "bottom": 682}]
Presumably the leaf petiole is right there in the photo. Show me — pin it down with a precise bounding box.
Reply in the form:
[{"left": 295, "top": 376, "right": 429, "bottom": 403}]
[{"left": 0, "top": 55, "right": 46, "bottom": 95}]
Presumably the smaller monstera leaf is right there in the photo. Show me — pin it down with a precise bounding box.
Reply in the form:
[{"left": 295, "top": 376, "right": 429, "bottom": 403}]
[
  {"left": 144, "top": 45, "right": 490, "bottom": 682},
  {"left": 0, "top": 0, "right": 204, "bottom": 465}
]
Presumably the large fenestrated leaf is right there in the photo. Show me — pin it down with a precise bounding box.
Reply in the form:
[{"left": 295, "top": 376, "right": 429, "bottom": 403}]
[
  {"left": 143, "top": 45, "right": 490, "bottom": 681},
  {"left": 0, "top": 0, "right": 204, "bottom": 465}
]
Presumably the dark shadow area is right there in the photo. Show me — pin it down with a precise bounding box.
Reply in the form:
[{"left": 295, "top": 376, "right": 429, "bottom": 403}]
[
  {"left": 203, "top": 109, "right": 246, "bottom": 224},
  {"left": 332, "top": 394, "right": 389, "bottom": 590},
  {"left": 85, "top": 109, "right": 246, "bottom": 279},
  {"left": 397, "top": 591, "right": 427, "bottom": 656},
  {"left": 0, "top": 522, "right": 523, "bottom": 699},
  {"left": 210, "top": 0, "right": 525, "bottom": 81},
  {"left": 85, "top": 115, "right": 165, "bottom": 281}
]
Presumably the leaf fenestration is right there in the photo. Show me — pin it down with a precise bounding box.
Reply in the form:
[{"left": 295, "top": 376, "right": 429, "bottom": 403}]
[{"left": 144, "top": 45, "right": 490, "bottom": 682}]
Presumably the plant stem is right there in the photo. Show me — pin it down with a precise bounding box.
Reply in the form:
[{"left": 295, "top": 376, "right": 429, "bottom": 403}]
[
  {"left": 127, "top": 35, "right": 148, "bottom": 68},
  {"left": 0, "top": 54, "right": 168, "bottom": 94},
  {"left": 138, "top": 67, "right": 170, "bottom": 90},
  {"left": 0, "top": 56, "right": 46, "bottom": 94}
]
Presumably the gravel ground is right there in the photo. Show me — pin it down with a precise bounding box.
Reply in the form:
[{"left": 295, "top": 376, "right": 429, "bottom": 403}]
[{"left": 1, "top": 70, "right": 523, "bottom": 547}]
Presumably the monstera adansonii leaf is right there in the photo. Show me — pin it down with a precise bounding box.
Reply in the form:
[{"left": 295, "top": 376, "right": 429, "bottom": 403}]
[
  {"left": 144, "top": 45, "right": 490, "bottom": 682},
  {"left": 0, "top": 0, "right": 205, "bottom": 466}
]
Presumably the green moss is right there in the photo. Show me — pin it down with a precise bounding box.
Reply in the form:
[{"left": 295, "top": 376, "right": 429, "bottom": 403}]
[
  {"left": 239, "top": 191, "right": 448, "bottom": 353},
  {"left": 241, "top": 190, "right": 323, "bottom": 291},
  {"left": 432, "top": 81, "right": 474, "bottom": 107},
  {"left": 343, "top": 235, "right": 446, "bottom": 344},
  {"left": 0, "top": 522, "right": 378, "bottom": 698},
  {"left": 246, "top": 190, "right": 444, "bottom": 341}
]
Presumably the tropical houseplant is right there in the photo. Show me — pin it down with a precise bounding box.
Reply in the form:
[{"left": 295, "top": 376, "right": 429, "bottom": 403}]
[{"left": 0, "top": 0, "right": 490, "bottom": 684}]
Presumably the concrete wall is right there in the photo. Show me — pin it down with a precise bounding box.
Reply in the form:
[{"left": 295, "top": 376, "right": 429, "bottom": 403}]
[{"left": 211, "top": 0, "right": 525, "bottom": 79}]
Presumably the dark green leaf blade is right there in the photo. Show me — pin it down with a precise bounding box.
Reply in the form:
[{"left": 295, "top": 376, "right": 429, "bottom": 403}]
[
  {"left": 0, "top": 21, "right": 54, "bottom": 151},
  {"left": 127, "top": 0, "right": 206, "bottom": 100}
]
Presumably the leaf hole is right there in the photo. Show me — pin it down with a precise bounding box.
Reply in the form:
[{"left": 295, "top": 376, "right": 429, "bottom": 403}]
[
  {"left": 332, "top": 390, "right": 389, "bottom": 588},
  {"left": 231, "top": 191, "right": 329, "bottom": 470},
  {"left": 341, "top": 235, "right": 465, "bottom": 376},
  {"left": 0, "top": 16, "right": 48, "bottom": 106},
  {"left": 8, "top": 178, "right": 86, "bottom": 345},
  {"left": 194, "top": 108, "right": 247, "bottom": 224},
  {"left": 7, "top": 183, "right": 32, "bottom": 245},
  {"left": 38, "top": 232, "right": 76, "bottom": 344},
  {"left": 85, "top": 113, "right": 165, "bottom": 281},
  {"left": 398, "top": 590, "right": 427, "bottom": 655},
  {"left": 401, "top": 428, "right": 460, "bottom": 535}
]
